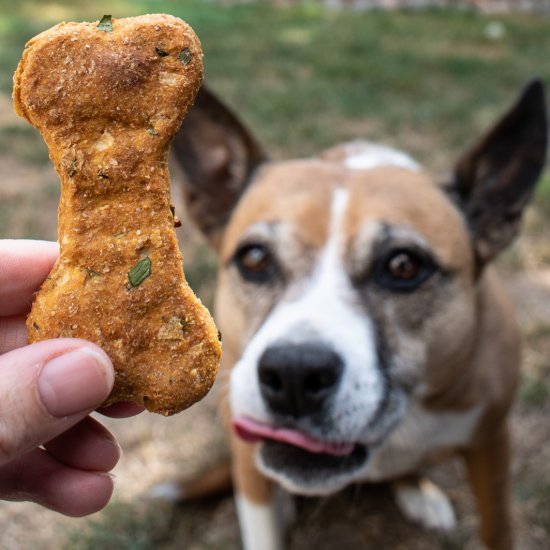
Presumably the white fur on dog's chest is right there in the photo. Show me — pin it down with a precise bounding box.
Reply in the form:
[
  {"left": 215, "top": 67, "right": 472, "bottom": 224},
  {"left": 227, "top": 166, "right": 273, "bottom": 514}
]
[{"left": 362, "top": 402, "right": 483, "bottom": 482}]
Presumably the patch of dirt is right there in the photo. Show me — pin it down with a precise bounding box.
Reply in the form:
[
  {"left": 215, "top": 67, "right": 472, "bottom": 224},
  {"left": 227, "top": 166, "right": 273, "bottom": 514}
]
[{"left": 504, "top": 270, "right": 550, "bottom": 326}]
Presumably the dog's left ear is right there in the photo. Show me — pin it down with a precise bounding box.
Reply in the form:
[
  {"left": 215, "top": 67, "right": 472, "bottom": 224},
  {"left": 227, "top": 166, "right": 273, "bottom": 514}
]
[
  {"left": 172, "top": 85, "right": 269, "bottom": 249},
  {"left": 448, "top": 79, "right": 548, "bottom": 267}
]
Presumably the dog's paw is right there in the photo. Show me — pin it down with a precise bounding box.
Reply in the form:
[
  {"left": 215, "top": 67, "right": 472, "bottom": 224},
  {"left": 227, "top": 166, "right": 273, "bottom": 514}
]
[
  {"left": 146, "top": 481, "right": 186, "bottom": 502},
  {"left": 393, "top": 478, "right": 456, "bottom": 532}
]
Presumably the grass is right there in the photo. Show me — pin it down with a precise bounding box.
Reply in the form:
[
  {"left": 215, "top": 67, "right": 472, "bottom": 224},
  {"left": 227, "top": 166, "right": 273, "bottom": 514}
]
[
  {"left": 0, "top": 124, "right": 50, "bottom": 165},
  {"left": 525, "top": 321, "right": 550, "bottom": 341},
  {"left": 516, "top": 480, "right": 550, "bottom": 536},
  {"left": 183, "top": 241, "right": 219, "bottom": 309},
  {"left": 534, "top": 484, "right": 550, "bottom": 535},
  {"left": 1, "top": 2, "right": 550, "bottom": 164},
  {"left": 518, "top": 375, "right": 550, "bottom": 408},
  {"left": 63, "top": 498, "right": 240, "bottom": 550},
  {"left": 438, "top": 532, "right": 470, "bottom": 550},
  {"left": 518, "top": 321, "right": 550, "bottom": 408},
  {"left": 0, "top": 181, "right": 59, "bottom": 239},
  {"left": 534, "top": 172, "right": 550, "bottom": 218},
  {"left": 64, "top": 500, "right": 176, "bottom": 550},
  {"left": 524, "top": 322, "right": 550, "bottom": 374}
]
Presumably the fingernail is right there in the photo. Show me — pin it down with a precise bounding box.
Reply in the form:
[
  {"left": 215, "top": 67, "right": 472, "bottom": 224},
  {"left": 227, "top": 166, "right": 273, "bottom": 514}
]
[
  {"left": 38, "top": 348, "right": 114, "bottom": 417},
  {"left": 103, "top": 437, "right": 123, "bottom": 460}
]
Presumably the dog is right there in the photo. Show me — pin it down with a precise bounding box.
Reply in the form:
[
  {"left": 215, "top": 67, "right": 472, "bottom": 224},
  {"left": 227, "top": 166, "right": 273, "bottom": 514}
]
[{"left": 157, "top": 80, "right": 547, "bottom": 550}]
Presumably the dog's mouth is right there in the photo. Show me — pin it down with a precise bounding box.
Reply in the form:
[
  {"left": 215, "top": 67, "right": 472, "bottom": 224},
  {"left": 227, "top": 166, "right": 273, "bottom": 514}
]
[
  {"left": 233, "top": 416, "right": 357, "bottom": 457},
  {"left": 233, "top": 416, "right": 370, "bottom": 493}
]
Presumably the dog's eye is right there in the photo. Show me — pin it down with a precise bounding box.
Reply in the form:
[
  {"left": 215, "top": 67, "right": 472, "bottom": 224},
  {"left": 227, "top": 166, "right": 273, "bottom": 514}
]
[
  {"left": 234, "top": 244, "right": 278, "bottom": 284},
  {"left": 376, "top": 250, "right": 435, "bottom": 291}
]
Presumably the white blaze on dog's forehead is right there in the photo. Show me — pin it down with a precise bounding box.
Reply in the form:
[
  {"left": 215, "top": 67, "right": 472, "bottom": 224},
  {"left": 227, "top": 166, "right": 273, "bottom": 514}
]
[
  {"left": 342, "top": 141, "right": 421, "bottom": 172},
  {"left": 323, "top": 188, "right": 348, "bottom": 260}
]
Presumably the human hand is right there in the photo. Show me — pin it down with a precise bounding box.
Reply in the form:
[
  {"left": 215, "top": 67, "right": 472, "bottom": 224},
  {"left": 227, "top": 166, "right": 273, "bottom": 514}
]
[{"left": 0, "top": 239, "right": 140, "bottom": 516}]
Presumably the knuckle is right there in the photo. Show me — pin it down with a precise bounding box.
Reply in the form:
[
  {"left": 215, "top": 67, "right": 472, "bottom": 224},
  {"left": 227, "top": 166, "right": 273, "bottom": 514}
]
[{"left": 0, "top": 416, "right": 30, "bottom": 466}]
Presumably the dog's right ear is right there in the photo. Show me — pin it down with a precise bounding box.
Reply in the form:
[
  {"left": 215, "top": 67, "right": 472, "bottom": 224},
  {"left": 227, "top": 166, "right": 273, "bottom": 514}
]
[
  {"left": 172, "top": 85, "right": 269, "bottom": 248},
  {"left": 447, "top": 79, "right": 547, "bottom": 269}
]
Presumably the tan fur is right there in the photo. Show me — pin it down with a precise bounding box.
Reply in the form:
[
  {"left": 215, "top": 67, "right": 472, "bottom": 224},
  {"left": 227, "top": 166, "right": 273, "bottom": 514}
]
[
  {"left": 231, "top": 432, "right": 276, "bottom": 505},
  {"left": 462, "top": 427, "right": 513, "bottom": 550}
]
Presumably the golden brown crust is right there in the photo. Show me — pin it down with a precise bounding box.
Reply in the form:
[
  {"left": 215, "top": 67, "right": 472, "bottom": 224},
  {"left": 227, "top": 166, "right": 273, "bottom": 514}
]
[{"left": 14, "top": 14, "right": 221, "bottom": 415}]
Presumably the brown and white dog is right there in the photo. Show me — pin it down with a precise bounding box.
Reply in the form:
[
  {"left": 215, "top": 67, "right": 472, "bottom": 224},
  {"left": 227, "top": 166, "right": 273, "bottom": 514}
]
[{"left": 158, "top": 80, "right": 547, "bottom": 549}]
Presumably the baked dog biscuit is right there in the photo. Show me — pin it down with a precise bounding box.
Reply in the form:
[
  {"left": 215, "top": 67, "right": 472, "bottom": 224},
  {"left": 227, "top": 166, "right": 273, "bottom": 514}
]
[{"left": 14, "top": 14, "right": 222, "bottom": 415}]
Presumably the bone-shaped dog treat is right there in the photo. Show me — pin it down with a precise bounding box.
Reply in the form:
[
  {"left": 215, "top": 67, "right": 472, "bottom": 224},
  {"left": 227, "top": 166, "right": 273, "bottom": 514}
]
[{"left": 13, "top": 14, "right": 221, "bottom": 415}]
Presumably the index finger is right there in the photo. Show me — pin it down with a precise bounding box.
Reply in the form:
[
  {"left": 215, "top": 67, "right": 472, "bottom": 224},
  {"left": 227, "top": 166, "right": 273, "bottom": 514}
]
[{"left": 0, "top": 240, "right": 59, "bottom": 316}]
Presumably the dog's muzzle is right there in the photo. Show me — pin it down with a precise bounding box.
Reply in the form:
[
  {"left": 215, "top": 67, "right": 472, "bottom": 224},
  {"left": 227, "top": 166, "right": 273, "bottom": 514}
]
[
  {"left": 230, "top": 324, "right": 406, "bottom": 494},
  {"left": 231, "top": 341, "right": 375, "bottom": 495}
]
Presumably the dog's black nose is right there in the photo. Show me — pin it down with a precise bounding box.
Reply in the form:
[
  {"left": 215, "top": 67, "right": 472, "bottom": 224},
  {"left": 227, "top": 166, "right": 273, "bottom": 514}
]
[{"left": 258, "top": 343, "right": 343, "bottom": 417}]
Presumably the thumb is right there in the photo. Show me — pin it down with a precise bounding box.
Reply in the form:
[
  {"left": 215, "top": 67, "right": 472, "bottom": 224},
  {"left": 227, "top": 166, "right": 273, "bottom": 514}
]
[{"left": 0, "top": 338, "right": 114, "bottom": 466}]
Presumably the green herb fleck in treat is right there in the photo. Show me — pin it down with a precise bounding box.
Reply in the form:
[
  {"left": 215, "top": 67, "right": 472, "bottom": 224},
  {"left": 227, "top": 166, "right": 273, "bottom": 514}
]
[
  {"left": 147, "top": 127, "right": 159, "bottom": 136},
  {"left": 155, "top": 47, "right": 169, "bottom": 57},
  {"left": 178, "top": 48, "right": 192, "bottom": 65},
  {"left": 97, "top": 15, "right": 113, "bottom": 33},
  {"left": 127, "top": 257, "right": 152, "bottom": 288}
]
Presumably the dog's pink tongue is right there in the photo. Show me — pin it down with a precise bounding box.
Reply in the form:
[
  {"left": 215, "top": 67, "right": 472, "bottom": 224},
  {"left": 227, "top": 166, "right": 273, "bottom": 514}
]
[{"left": 233, "top": 416, "right": 354, "bottom": 457}]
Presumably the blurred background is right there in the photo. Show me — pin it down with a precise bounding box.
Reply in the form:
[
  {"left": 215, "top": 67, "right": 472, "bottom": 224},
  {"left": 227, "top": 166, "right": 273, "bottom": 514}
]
[{"left": 1, "top": 0, "right": 550, "bottom": 548}]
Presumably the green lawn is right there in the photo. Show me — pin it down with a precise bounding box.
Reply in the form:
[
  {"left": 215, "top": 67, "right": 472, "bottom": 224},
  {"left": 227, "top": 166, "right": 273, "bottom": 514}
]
[{"left": 1, "top": 1, "right": 549, "bottom": 165}]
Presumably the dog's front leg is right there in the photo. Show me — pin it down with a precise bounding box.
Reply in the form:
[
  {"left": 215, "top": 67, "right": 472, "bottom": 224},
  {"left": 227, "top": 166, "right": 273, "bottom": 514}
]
[
  {"left": 462, "top": 425, "right": 513, "bottom": 550},
  {"left": 231, "top": 433, "right": 287, "bottom": 550}
]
